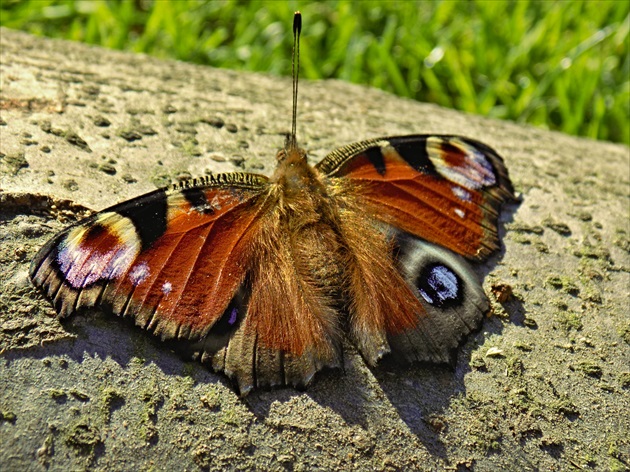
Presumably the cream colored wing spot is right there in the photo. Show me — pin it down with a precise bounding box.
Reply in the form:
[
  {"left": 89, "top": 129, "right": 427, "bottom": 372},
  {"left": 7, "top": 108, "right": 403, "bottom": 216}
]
[
  {"left": 128, "top": 261, "right": 150, "bottom": 286},
  {"left": 162, "top": 281, "right": 173, "bottom": 295},
  {"left": 378, "top": 141, "right": 400, "bottom": 159},
  {"left": 56, "top": 212, "right": 141, "bottom": 289},
  {"left": 427, "top": 137, "right": 497, "bottom": 190}
]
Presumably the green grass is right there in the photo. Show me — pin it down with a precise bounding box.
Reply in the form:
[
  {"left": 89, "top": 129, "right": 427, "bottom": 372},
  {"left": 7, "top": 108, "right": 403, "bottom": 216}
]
[{"left": 1, "top": 0, "right": 628, "bottom": 145}]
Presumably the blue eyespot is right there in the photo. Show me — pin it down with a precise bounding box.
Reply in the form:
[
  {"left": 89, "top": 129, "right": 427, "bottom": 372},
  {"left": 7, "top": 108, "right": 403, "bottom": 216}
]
[{"left": 417, "top": 263, "right": 462, "bottom": 308}]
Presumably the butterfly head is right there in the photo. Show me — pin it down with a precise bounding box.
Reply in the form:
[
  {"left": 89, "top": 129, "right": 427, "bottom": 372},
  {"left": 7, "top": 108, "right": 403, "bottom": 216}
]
[
  {"left": 271, "top": 131, "right": 319, "bottom": 191},
  {"left": 277, "top": 132, "right": 306, "bottom": 163}
]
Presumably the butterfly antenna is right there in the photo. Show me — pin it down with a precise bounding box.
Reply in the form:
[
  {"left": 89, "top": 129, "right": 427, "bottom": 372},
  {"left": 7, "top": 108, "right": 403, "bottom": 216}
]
[{"left": 289, "top": 11, "right": 302, "bottom": 151}]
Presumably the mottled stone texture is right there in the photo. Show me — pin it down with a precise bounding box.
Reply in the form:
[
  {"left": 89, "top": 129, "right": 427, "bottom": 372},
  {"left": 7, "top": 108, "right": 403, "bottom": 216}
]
[{"left": 1, "top": 28, "right": 629, "bottom": 471}]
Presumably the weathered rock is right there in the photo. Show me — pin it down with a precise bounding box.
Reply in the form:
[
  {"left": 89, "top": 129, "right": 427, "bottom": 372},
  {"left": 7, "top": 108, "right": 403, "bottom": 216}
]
[{"left": 1, "top": 28, "right": 629, "bottom": 471}]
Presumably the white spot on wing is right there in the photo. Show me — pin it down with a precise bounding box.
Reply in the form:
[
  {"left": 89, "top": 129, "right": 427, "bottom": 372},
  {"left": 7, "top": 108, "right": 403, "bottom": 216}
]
[
  {"left": 451, "top": 186, "right": 472, "bottom": 201},
  {"left": 419, "top": 289, "right": 434, "bottom": 304},
  {"left": 129, "top": 262, "right": 150, "bottom": 286},
  {"left": 431, "top": 266, "right": 459, "bottom": 303},
  {"left": 455, "top": 208, "right": 466, "bottom": 219},
  {"left": 162, "top": 281, "right": 172, "bottom": 295},
  {"left": 419, "top": 265, "right": 460, "bottom": 306}
]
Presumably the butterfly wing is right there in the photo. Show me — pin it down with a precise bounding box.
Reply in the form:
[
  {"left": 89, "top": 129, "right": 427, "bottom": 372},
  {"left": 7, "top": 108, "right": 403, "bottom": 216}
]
[
  {"left": 317, "top": 135, "right": 515, "bottom": 365},
  {"left": 30, "top": 173, "right": 271, "bottom": 346},
  {"left": 318, "top": 135, "right": 514, "bottom": 260}
]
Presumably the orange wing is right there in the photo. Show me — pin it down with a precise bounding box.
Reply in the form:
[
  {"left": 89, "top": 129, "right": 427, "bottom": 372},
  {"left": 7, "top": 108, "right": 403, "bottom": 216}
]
[
  {"left": 30, "top": 173, "right": 269, "bottom": 342},
  {"left": 317, "top": 135, "right": 515, "bottom": 260}
]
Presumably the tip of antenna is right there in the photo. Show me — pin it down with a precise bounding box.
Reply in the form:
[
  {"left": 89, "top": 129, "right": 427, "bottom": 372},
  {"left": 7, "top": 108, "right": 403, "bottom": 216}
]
[{"left": 290, "top": 12, "right": 302, "bottom": 148}]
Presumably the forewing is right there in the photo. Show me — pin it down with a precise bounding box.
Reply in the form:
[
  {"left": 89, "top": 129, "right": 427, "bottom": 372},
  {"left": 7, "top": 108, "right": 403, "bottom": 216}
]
[
  {"left": 30, "top": 173, "right": 270, "bottom": 342},
  {"left": 317, "top": 135, "right": 515, "bottom": 260}
]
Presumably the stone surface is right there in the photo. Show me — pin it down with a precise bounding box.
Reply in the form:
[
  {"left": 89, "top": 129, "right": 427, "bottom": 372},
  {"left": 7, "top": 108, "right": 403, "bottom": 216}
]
[{"left": 1, "top": 28, "right": 629, "bottom": 471}]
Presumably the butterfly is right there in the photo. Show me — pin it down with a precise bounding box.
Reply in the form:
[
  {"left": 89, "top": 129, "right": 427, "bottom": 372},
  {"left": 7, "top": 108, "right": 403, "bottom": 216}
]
[{"left": 30, "top": 12, "right": 515, "bottom": 396}]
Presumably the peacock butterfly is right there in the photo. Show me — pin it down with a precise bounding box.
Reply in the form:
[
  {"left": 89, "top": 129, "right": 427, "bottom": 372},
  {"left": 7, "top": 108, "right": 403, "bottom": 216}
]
[{"left": 30, "top": 12, "right": 515, "bottom": 395}]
